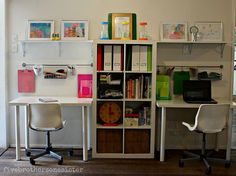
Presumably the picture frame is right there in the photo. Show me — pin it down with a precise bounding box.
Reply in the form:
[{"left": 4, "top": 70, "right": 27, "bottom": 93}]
[
  {"left": 111, "top": 13, "right": 133, "bottom": 40},
  {"left": 61, "top": 20, "right": 89, "bottom": 40},
  {"left": 78, "top": 74, "right": 93, "bottom": 98},
  {"left": 194, "top": 21, "right": 223, "bottom": 42},
  {"left": 160, "top": 22, "right": 188, "bottom": 42},
  {"left": 28, "top": 20, "right": 54, "bottom": 40}
]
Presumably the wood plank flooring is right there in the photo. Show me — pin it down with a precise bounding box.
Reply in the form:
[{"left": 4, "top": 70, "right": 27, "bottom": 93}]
[{"left": 0, "top": 148, "right": 236, "bottom": 175}]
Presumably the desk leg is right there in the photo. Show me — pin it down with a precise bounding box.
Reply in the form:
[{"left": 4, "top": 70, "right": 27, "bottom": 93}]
[
  {"left": 87, "top": 107, "right": 90, "bottom": 150},
  {"left": 14, "top": 106, "right": 21, "bottom": 161},
  {"left": 160, "top": 107, "right": 166, "bottom": 162},
  {"left": 226, "top": 108, "right": 233, "bottom": 161},
  {"left": 24, "top": 105, "right": 29, "bottom": 151},
  {"left": 82, "top": 106, "right": 88, "bottom": 161}
]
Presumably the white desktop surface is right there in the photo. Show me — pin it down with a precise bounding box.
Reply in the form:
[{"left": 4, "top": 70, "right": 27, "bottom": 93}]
[
  {"left": 9, "top": 96, "right": 93, "bottom": 161},
  {"left": 156, "top": 95, "right": 233, "bottom": 162}
]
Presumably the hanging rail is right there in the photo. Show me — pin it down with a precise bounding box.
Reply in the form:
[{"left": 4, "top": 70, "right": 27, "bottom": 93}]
[
  {"left": 22, "top": 62, "right": 93, "bottom": 68},
  {"left": 156, "top": 65, "right": 223, "bottom": 69}
]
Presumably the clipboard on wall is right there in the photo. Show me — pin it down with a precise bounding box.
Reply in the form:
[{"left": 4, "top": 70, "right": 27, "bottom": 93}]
[{"left": 18, "top": 69, "right": 35, "bottom": 93}]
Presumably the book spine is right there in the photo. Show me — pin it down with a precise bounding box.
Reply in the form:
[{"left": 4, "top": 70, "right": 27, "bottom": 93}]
[
  {"left": 131, "top": 45, "right": 140, "bottom": 71},
  {"left": 103, "top": 45, "right": 112, "bottom": 71},
  {"left": 139, "top": 45, "right": 148, "bottom": 71},
  {"left": 147, "top": 46, "right": 152, "bottom": 71},
  {"left": 113, "top": 45, "right": 121, "bottom": 71},
  {"left": 97, "top": 45, "right": 103, "bottom": 71}
]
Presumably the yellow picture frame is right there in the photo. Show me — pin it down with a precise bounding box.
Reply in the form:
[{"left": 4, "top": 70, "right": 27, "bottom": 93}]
[{"left": 111, "top": 13, "right": 133, "bottom": 40}]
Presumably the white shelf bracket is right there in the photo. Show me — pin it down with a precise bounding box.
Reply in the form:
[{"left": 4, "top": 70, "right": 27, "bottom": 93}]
[
  {"left": 219, "top": 43, "right": 225, "bottom": 58},
  {"left": 58, "top": 42, "right": 61, "bottom": 57},
  {"left": 22, "top": 42, "right": 26, "bottom": 57},
  {"left": 183, "top": 44, "right": 192, "bottom": 55}
]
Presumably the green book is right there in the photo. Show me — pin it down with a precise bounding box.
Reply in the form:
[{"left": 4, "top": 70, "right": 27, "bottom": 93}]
[
  {"left": 147, "top": 46, "right": 152, "bottom": 71},
  {"left": 108, "top": 13, "right": 137, "bottom": 40}
]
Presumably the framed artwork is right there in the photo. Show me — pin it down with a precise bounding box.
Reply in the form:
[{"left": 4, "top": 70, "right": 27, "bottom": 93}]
[
  {"left": 28, "top": 20, "right": 54, "bottom": 40},
  {"left": 111, "top": 13, "right": 133, "bottom": 40},
  {"left": 78, "top": 74, "right": 93, "bottom": 98},
  {"left": 61, "top": 20, "right": 89, "bottom": 40},
  {"left": 194, "top": 21, "right": 223, "bottom": 41},
  {"left": 160, "top": 22, "right": 188, "bottom": 42}
]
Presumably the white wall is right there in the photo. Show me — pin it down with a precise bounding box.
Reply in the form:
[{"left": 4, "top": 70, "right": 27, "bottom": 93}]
[
  {"left": 7, "top": 0, "right": 234, "bottom": 148},
  {"left": 0, "top": 0, "right": 8, "bottom": 148}
]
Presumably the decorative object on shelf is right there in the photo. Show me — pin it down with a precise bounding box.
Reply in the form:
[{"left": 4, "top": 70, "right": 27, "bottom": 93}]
[
  {"left": 43, "top": 66, "right": 67, "bottom": 79},
  {"left": 100, "top": 21, "right": 109, "bottom": 40},
  {"left": 18, "top": 69, "right": 35, "bottom": 93},
  {"left": 78, "top": 74, "right": 93, "bottom": 98},
  {"left": 139, "top": 22, "right": 148, "bottom": 40},
  {"left": 160, "top": 22, "right": 188, "bottom": 42},
  {"left": 61, "top": 20, "right": 89, "bottom": 40},
  {"left": 194, "top": 21, "right": 223, "bottom": 41},
  {"left": 52, "top": 33, "right": 60, "bottom": 41},
  {"left": 27, "top": 20, "right": 54, "bottom": 40},
  {"left": 108, "top": 13, "right": 137, "bottom": 40},
  {"left": 189, "top": 25, "right": 199, "bottom": 42},
  {"left": 98, "top": 102, "right": 122, "bottom": 126}
]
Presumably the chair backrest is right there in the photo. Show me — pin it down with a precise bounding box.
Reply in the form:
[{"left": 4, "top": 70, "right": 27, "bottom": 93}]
[
  {"left": 195, "top": 104, "right": 230, "bottom": 133},
  {"left": 28, "top": 103, "right": 63, "bottom": 131}
]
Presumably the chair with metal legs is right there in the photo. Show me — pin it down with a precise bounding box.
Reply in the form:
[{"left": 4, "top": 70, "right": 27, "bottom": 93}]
[
  {"left": 28, "top": 103, "right": 73, "bottom": 165},
  {"left": 179, "top": 104, "right": 231, "bottom": 175}
]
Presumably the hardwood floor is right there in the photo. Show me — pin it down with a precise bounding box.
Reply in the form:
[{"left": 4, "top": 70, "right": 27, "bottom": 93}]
[{"left": 0, "top": 148, "right": 235, "bottom": 175}]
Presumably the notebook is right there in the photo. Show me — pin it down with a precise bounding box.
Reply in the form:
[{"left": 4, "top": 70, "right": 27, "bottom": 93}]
[{"left": 183, "top": 80, "right": 217, "bottom": 104}]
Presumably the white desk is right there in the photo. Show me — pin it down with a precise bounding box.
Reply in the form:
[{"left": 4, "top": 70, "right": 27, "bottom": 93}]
[
  {"left": 156, "top": 96, "right": 233, "bottom": 162},
  {"left": 9, "top": 96, "right": 93, "bottom": 161}
]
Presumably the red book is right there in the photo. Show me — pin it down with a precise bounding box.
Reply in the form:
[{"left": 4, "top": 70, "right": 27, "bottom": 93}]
[{"left": 97, "top": 45, "right": 102, "bottom": 71}]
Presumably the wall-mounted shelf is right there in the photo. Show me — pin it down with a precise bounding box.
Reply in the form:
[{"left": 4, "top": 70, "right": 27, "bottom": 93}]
[
  {"left": 20, "top": 40, "right": 93, "bottom": 57},
  {"left": 157, "top": 41, "right": 226, "bottom": 58}
]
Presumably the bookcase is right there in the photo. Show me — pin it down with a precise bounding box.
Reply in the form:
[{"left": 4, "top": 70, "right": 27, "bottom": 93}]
[{"left": 93, "top": 40, "right": 156, "bottom": 158}]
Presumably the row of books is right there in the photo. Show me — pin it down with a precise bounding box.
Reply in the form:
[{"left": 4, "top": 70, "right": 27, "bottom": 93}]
[
  {"left": 124, "top": 106, "right": 151, "bottom": 127},
  {"left": 126, "top": 75, "right": 152, "bottom": 99}
]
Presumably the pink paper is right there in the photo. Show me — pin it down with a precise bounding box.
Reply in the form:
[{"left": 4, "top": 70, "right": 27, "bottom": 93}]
[
  {"left": 18, "top": 70, "right": 35, "bottom": 93},
  {"left": 78, "top": 74, "right": 92, "bottom": 98}
]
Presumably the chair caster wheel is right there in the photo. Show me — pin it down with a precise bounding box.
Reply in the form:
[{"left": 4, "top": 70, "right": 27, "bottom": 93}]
[
  {"left": 25, "top": 151, "right": 31, "bottom": 157},
  {"left": 30, "top": 158, "right": 35, "bottom": 165},
  {"left": 179, "top": 160, "right": 184, "bottom": 167},
  {"left": 58, "top": 158, "right": 63, "bottom": 165},
  {"left": 225, "top": 161, "right": 231, "bottom": 168},
  {"left": 205, "top": 166, "right": 211, "bottom": 175},
  {"left": 69, "top": 150, "right": 73, "bottom": 156}
]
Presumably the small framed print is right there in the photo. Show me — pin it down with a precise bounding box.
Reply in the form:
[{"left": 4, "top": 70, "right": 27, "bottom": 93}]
[
  {"left": 160, "top": 22, "right": 188, "bottom": 42},
  {"left": 111, "top": 13, "right": 133, "bottom": 40},
  {"left": 194, "top": 21, "right": 223, "bottom": 42},
  {"left": 61, "top": 20, "right": 89, "bottom": 40},
  {"left": 28, "top": 20, "right": 54, "bottom": 40}
]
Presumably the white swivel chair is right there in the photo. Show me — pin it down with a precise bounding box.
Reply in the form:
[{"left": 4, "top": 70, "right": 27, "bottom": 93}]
[
  {"left": 28, "top": 103, "right": 73, "bottom": 165},
  {"left": 179, "top": 104, "right": 231, "bottom": 175}
]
